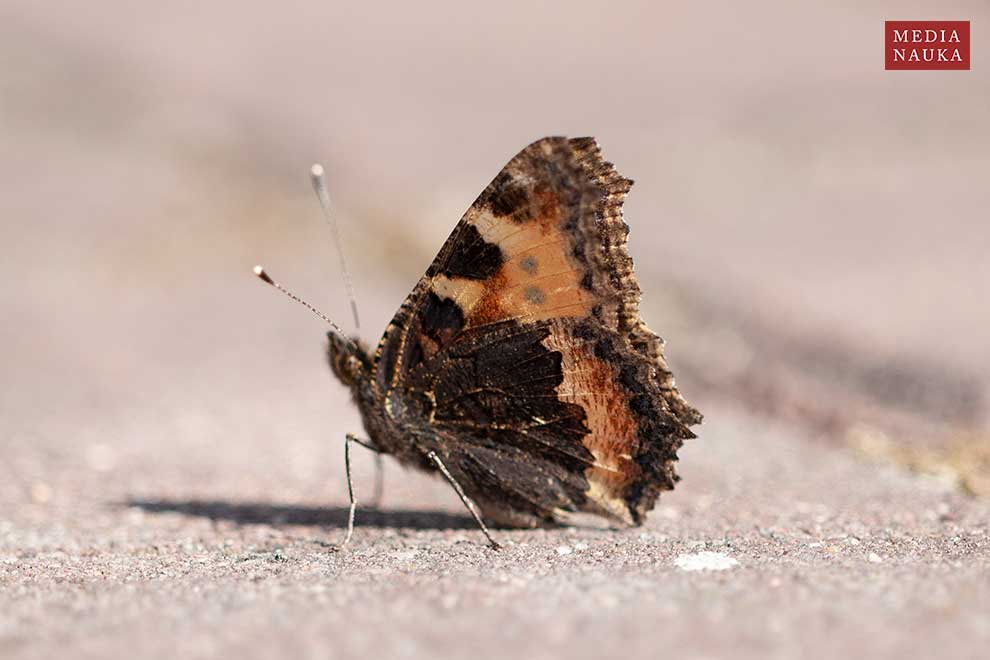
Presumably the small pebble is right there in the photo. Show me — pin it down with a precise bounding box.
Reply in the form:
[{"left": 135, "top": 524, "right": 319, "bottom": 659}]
[{"left": 674, "top": 551, "right": 739, "bottom": 572}]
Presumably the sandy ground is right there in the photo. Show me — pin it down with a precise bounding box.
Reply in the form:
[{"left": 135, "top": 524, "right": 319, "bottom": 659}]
[{"left": 2, "top": 2, "right": 989, "bottom": 658}]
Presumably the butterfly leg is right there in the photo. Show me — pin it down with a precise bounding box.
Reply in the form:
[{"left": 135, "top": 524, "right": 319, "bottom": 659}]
[
  {"left": 340, "top": 433, "right": 380, "bottom": 548},
  {"left": 427, "top": 450, "right": 500, "bottom": 550}
]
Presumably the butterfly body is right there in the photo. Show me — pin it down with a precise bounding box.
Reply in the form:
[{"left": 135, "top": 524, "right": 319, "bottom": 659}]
[{"left": 328, "top": 137, "right": 701, "bottom": 529}]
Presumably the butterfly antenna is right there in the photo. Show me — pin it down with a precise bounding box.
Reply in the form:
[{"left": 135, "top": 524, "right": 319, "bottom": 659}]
[
  {"left": 310, "top": 164, "right": 360, "bottom": 332},
  {"left": 253, "top": 265, "right": 354, "bottom": 345}
]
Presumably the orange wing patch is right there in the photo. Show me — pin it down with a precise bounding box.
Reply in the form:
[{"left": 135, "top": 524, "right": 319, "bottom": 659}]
[
  {"left": 432, "top": 202, "right": 596, "bottom": 329},
  {"left": 543, "top": 324, "right": 641, "bottom": 525}
]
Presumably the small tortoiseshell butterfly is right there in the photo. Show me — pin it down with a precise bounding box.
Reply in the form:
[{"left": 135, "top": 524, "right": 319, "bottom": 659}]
[{"left": 257, "top": 137, "right": 701, "bottom": 548}]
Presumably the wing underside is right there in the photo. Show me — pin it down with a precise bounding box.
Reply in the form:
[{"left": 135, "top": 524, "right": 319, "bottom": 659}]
[{"left": 371, "top": 137, "right": 700, "bottom": 526}]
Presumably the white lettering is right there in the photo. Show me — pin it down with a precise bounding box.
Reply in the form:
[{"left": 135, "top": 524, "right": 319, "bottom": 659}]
[{"left": 898, "top": 47, "right": 965, "bottom": 63}]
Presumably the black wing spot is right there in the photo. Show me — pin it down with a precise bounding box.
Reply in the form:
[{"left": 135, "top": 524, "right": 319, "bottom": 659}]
[
  {"left": 442, "top": 224, "right": 504, "bottom": 280},
  {"left": 420, "top": 292, "right": 465, "bottom": 345},
  {"left": 485, "top": 171, "right": 530, "bottom": 218}
]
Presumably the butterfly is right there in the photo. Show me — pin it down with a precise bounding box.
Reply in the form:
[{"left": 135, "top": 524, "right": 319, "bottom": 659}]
[{"left": 257, "top": 137, "right": 701, "bottom": 548}]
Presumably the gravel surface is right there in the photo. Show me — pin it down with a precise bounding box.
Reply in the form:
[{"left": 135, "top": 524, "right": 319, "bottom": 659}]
[{"left": 4, "top": 394, "right": 989, "bottom": 660}]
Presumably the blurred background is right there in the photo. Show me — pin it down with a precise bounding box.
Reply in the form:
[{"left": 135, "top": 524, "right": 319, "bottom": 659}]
[
  {"left": 3, "top": 0, "right": 986, "bottom": 473},
  {"left": 1, "top": 1, "right": 988, "bottom": 656}
]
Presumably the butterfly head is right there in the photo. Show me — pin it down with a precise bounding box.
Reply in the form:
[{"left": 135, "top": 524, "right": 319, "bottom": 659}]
[{"left": 327, "top": 331, "right": 372, "bottom": 390}]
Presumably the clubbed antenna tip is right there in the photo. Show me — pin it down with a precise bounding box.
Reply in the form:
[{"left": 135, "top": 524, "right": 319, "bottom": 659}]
[{"left": 252, "top": 264, "right": 354, "bottom": 347}]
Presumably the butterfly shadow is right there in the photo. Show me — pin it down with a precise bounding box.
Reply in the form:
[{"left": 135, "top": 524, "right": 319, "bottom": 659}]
[{"left": 125, "top": 498, "right": 478, "bottom": 531}]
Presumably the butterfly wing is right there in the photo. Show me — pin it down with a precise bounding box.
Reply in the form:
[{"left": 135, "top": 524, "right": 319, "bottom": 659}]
[{"left": 371, "top": 137, "right": 700, "bottom": 526}]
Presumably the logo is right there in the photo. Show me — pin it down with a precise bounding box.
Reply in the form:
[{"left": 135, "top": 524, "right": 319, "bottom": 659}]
[{"left": 885, "top": 21, "right": 970, "bottom": 70}]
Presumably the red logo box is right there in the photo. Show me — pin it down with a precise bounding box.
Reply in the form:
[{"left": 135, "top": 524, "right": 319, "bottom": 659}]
[{"left": 885, "top": 21, "right": 970, "bottom": 70}]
